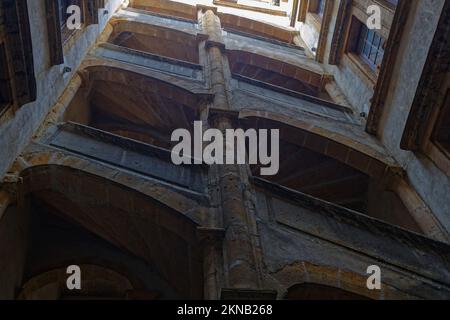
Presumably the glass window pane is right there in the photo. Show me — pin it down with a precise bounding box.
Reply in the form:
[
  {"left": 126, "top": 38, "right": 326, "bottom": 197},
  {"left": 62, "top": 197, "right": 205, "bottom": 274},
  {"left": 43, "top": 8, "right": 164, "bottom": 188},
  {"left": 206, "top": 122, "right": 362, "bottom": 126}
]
[
  {"left": 369, "top": 45, "right": 378, "bottom": 63},
  {"left": 363, "top": 41, "right": 371, "bottom": 57},
  {"left": 358, "top": 26, "right": 368, "bottom": 54},
  {"left": 355, "top": 25, "right": 386, "bottom": 71},
  {"left": 373, "top": 33, "right": 381, "bottom": 48},
  {"left": 375, "top": 51, "right": 384, "bottom": 66},
  {"left": 367, "top": 29, "right": 375, "bottom": 43}
]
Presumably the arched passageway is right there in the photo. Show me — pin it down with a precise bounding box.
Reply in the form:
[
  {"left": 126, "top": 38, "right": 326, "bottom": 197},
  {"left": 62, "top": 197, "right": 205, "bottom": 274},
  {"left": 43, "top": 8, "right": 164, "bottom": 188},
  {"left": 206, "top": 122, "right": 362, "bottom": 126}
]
[
  {"left": 0, "top": 165, "right": 204, "bottom": 299},
  {"left": 64, "top": 67, "right": 205, "bottom": 148}
]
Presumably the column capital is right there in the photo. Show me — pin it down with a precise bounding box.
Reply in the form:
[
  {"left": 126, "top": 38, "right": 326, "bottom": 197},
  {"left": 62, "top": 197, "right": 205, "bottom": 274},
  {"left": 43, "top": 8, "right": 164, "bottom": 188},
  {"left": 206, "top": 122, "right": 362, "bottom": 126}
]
[
  {"left": 205, "top": 40, "right": 226, "bottom": 52},
  {"left": 208, "top": 108, "right": 240, "bottom": 128},
  {"left": 196, "top": 4, "right": 218, "bottom": 15}
]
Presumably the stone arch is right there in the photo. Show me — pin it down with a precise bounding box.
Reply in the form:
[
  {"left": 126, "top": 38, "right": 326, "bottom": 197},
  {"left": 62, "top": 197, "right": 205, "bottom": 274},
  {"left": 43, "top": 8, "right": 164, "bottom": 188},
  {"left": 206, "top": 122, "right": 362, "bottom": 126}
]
[
  {"left": 240, "top": 112, "right": 425, "bottom": 233},
  {"left": 219, "top": 13, "right": 296, "bottom": 43},
  {"left": 107, "top": 18, "right": 203, "bottom": 64},
  {"left": 227, "top": 50, "right": 326, "bottom": 97},
  {"left": 239, "top": 110, "right": 397, "bottom": 180},
  {"left": 63, "top": 65, "right": 209, "bottom": 148},
  {"left": 83, "top": 65, "right": 204, "bottom": 107},
  {"left": 129, "top": 0, "right": 198, "bottom": 21},
  {"left": 274, "top": 262, "right": 417, "bottom": 300},
  {"left": 14, "top": 145, "right": 208, "bottom": 221},
  {"left": 18, "top": 265, "right": 135, "bottom": 300},
  {"left": 12, "top": 164, "right": 204, "bottom": 299}
]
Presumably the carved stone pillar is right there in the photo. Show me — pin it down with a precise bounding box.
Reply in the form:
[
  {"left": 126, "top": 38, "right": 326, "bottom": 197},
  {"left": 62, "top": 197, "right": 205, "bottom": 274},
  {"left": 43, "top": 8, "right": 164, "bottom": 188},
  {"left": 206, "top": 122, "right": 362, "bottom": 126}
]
[
  {"left": 200, "top": 7, "right": 261, "bottom": 291},
  {"left": 201, "top": 8, "right": 229, "bottom": 111},
  {"left": 197, "top": 227, "right": 225, "bottom": 300}
]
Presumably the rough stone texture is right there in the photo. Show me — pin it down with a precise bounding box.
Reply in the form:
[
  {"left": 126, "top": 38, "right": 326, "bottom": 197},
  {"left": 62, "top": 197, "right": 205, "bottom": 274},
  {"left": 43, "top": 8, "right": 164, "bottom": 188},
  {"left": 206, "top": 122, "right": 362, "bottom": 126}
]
[
  {"left": 377, "top": 0, "right": 450, "bottom": 232},
  {"left": 0, "top": 0, "right": 449, "bottom": 300},
  {"left": 0, "top": 0, "right": 124, "bottom": 178}
]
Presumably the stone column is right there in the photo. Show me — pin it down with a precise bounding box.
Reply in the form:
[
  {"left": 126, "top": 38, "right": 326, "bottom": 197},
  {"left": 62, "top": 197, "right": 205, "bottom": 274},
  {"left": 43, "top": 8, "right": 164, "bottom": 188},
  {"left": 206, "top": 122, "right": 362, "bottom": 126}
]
[
  {"left": 201, "top": 8, "right": 229, "bottom": 111},
  {"left": 197, "top": 227, "right": 225, "bottom": 300},
  {"left": 199, "top": 7, "right": 261, "bottom": 291}
]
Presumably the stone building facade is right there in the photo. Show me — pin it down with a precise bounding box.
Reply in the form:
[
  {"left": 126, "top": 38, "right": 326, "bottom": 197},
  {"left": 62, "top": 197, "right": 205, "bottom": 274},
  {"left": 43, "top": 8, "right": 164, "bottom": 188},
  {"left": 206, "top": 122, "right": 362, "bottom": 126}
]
[{"left": 0, "top": 0, "right": 449, "bottom": 299}]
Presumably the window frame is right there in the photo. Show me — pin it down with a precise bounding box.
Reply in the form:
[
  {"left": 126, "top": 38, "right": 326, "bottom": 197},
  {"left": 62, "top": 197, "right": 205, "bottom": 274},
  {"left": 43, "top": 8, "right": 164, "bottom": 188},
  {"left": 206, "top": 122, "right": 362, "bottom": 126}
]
[
  {"left": 355, "top": 25, "right": 386, "bottom": 72},
  {"left": 46, "top": 0, "right": 102, "bottom": 66},
  {"left": 344, "top": 16, "right": 379, "bottom": 83}
]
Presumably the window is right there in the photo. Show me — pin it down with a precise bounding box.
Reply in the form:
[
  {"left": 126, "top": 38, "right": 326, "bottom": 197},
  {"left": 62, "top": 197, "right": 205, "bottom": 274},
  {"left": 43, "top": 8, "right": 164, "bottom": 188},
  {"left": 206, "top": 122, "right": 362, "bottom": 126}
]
[
  {"left": 356, "top": 25, "right": 385, "bottom": 71},
  {"left": 347, "top": 18, "right": 386, "bottom": 74},
  {"left": 0, "top": 43, "right": 12, "bottom": 114}
]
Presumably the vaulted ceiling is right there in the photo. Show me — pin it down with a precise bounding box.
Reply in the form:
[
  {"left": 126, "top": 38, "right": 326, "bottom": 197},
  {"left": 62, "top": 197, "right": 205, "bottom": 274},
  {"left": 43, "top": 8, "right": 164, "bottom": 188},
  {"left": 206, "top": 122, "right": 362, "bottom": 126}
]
[{"left": 89, "top": 79, "right": 200, "bottom": 148}]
